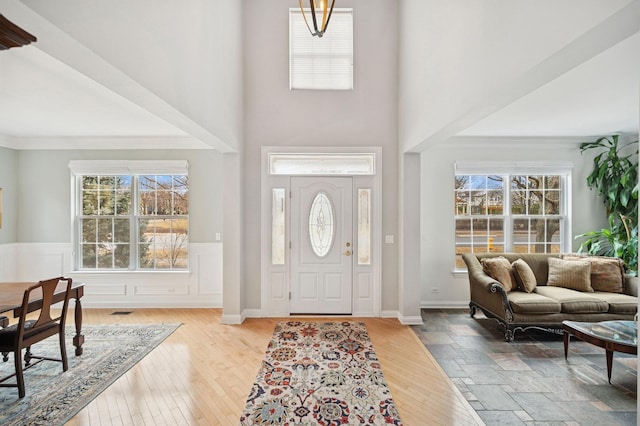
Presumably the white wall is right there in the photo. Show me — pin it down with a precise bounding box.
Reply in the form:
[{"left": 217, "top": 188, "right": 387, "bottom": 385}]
[
  {"left": 243, "top": 0, "right": 400, "bottom": 312},
  {"left": 0, "top": 147, "right": 225, "bottom": 307},
  {"left": 420, "top": 138, "right": 608, "bottom": 307},
  {"left": 0, "top": 146, "right": 18, "bottom": 244}
]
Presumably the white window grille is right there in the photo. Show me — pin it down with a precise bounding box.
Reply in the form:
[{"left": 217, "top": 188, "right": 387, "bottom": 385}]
[
  {"left": 454, "top": 162, "right": 572, "bottom": 269},
  {"left": 70, "top": 161, "right": 189, "bottom": 271}
]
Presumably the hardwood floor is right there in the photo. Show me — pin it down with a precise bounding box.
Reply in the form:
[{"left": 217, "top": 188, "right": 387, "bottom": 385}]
[{"left": 64, "top": 309, "right": 482, "bottom": 425}]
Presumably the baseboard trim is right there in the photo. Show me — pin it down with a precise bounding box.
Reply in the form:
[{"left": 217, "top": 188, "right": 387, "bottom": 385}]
[
  {"left": 220, "top": 313, "right": 243, "bottom": 325},
  {"left": 397, "top": 314, "right": 424, "bottom": 325}
]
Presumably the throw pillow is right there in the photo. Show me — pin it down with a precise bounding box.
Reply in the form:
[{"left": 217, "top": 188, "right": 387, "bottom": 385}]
[
  {"left": 562, "top": 254, "right": 625, "bottom": 293},
  {"left": 547, "top": 257, "right": 593, "bottom": 292},
  {"left": 511, "top": 259, "right": 537, "bottom": 293},
  {"left": 481, "top": 256, "right": 515, "bottom": 292}
]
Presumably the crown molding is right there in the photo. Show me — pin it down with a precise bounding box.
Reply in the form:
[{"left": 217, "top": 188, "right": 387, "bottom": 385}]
[
  {"left": 444, "top": 135, "right": 596, "bottom": 150},
  {"left": 0, "top": 135, "right": 212, "bottom": 150}
]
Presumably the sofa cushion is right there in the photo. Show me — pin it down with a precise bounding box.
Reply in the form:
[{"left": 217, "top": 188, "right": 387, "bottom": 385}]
[
  {"left": 534, "top": 286, "right": 608, "bottom": 314},
  {"left": 511, "top": 259, "right": 537, "bottom": 293},
  {"left": 563, "top": 255, "right": 625, "bottom": 293},
  {"left": 592, "top": 292, "right": 638, "bottom": 315},
  {"left": 508, "top": 291, "right": 561, "bottom": 314},
  {"left": 481, "top": 256, "right": 515, "bottom": 292},
  {"left": 547, "top": 257, "right": 593, "bottom": 292}
]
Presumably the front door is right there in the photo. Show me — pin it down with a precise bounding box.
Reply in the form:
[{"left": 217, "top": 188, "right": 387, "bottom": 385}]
[{"left": 290, "top": 177, "right": 353, "bottom": 314}]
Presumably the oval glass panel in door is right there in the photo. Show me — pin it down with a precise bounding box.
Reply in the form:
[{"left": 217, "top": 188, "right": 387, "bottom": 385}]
[{"left": 308, "top": 192, "right": 335, "bottom": 257}]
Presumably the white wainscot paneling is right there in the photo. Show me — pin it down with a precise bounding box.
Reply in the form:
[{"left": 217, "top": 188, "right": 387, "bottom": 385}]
[
  {"left": 1, "top": 243, "right": 224, "bottom": 308},
  {"left": 134, "top": 284, "right": 189, "bottom": 296},
  {"left": 15, "top": 243, "right": 72, "bottom": 281},
  {"left": 84, "top": 283, "right": 127, "bottom": 296},
  {"left": 192, "top": 243, "right": 223, "bottom": 296},
  {"left": 0, "top": 243, "right": 18, "bottom": 281}
]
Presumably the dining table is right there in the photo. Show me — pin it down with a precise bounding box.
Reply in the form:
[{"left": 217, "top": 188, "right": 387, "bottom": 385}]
[{"left": 0, "top": 280, "right": 85, "bottom": 355}]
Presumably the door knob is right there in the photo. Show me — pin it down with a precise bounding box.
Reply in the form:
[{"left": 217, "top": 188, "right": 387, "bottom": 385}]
[{"left": 343, "top": 250, "right": 352, "bottom": 256}]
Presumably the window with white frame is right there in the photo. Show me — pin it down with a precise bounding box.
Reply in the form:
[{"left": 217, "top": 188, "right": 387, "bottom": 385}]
[
  {"left": 289, "top": 8, "right": 353, "bottom": 90},
  {"left": 454, "top": 162, "right": 571, "bottom": 269},
  {"left": 70, "top": 161, "right": 189, "bottom": 271}
]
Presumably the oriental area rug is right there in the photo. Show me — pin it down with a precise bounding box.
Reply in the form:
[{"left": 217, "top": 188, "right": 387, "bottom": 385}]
[
  {"left": 0, "top": 323, "right": 180, "bottom": 426},
  {"left": 240, "top": 321, "right": 403, "bottom": 425}
]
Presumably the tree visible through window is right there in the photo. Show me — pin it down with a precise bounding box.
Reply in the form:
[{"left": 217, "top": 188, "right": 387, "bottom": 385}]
[
  {"left": 455, "top": 173, "right": 565, "bottom": 269},
  {"left": 79, "top": 174, "right": 189, "bottom": 270}
]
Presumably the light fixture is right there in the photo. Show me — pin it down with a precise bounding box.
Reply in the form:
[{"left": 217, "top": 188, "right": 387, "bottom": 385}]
[
  {"left": 0, "top": 14, "right": 37, "bottom": 51},
  {"left": 299, "top": 0, "right": 336, "bottom": 38}
]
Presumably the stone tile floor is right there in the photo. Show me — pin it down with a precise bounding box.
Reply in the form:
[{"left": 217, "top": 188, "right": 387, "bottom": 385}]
[{"left": 411, "top": 309, "right": 637, "bottom": 426}]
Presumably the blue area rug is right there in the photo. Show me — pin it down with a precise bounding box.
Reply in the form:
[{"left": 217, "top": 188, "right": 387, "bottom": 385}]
[
  {"left": 240, "top": 321, "right": 403, "bottom": 425},
  {"left": 0, "top": 323, "right": 180, "bottom": 426}
]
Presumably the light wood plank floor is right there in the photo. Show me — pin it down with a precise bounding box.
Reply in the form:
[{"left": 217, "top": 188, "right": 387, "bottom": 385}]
[{"left": 61, "top": 309, "right": 483, "bottom": 425}]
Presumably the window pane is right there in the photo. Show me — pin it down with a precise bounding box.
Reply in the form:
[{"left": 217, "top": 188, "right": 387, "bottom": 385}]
[
  {"left": 81, "top": 219, "right": 97, "bottom": 242},
  {"left": 138, "top": 217, "right": 188, "bottom": 270},
  {"left": 113, "top": 219, "right": 130, "bottom": 243},
  {"left": 97, "top": 246, "right": 113, "bottom": 268},
  {"left": 358, "top": 189, "right": 371, "bottom": 265},
  {"left": 488, "top": 218, "right": 504, "bottom": 252},
  {"left": 81, "top": 244, "right": 96, "bottom": 268},
  {"left": 114, "top": 244, "right": 130, "bottom": 269},
  {"left": 115, "top": 176, "right": 131, "bottom": 216},
  {"left": 290, "top": 9, "right": 353, "bottom": 90},
  {"left": 544, "top": 190, "right": 561, "bottom": 214},
  {"left": 97, "top": 218, "right": 113, "bottom": 243},
  {"left": 173, "top": 176, "right": 189, "bottom": 214},
  {"left": 487, "top": 190, "right": 503, "bottom": 215},
  {"left": 272, "top": 188, "right": 286, "bottom": 265},
  {"left": 309, "top": 192, "right": 335, "bottom": 258}
]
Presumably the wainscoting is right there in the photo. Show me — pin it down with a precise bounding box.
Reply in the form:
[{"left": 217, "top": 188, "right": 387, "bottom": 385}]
[{"left": 0, "top": 242, "right": 223, "bottom": 308}]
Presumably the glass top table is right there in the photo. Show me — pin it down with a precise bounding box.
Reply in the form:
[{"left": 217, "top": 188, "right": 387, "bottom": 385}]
[{"left": 563, "top": 320, "right": 637, "bottom": 384}]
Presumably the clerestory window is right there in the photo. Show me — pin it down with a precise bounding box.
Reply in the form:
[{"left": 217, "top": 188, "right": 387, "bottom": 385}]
[
  {"left": 454, "top": 162, "right": 572, "bottom": 269},
  {"left": 289, "top": 8, "right": 354, "bottom": 90},
  {"left": 70, "top": 161, "right": 189, "bottom": 271}
]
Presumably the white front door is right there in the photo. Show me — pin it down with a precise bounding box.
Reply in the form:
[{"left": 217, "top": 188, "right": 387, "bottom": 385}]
[{"left": 290, "top": 177, "right": 353, "bottom": 314}]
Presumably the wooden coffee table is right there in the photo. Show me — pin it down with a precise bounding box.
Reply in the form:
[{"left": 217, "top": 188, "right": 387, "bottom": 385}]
[{"left": 563, "top": 320, "right": 637, "bottom": 384}]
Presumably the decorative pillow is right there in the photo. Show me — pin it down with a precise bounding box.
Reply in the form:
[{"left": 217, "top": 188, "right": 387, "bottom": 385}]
[
  {"left": 481, "top": 256, "right": 515, "bottom": 292},
  {"left": 562, "top": 254, "right": 624, "bottom": 293},
  {"left": 547, "top": 257, "right": 593, "bottom": 292},
  {"left": 589, "top": 257, "right": 625, "bottom": 293},
  {"left": 511, "top": 259, "right": 537, "bottom": 293}
]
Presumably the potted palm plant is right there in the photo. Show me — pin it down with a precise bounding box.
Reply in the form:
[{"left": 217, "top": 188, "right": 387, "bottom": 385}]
[{"left": 576, "top": 134, "right": 638, "bottom": 275}]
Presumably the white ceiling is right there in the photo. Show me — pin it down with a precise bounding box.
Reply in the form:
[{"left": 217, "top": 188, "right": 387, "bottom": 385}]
[
  {"left": 0, "top": 47, "right": 188, "bottom": 138},
  {"left": 0, "top": 6, "right": 638, "bottom": 150},
  {"left": 459, "top": 32, "right": 640, "bottom": 138}
]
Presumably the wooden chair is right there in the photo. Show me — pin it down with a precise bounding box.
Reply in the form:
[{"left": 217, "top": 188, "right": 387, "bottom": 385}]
[{"left": 0, "top": 277, "right": 73, "bottom": 398}]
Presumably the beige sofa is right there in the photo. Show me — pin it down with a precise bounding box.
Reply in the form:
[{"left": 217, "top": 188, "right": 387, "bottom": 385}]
[{"left": 462, "top": 253, "right": 638, "bottom": 341}]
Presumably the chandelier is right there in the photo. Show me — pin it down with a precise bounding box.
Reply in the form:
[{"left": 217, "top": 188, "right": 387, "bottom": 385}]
[{"left": 299, "top": 0, "right": 336, "bottom": 38}]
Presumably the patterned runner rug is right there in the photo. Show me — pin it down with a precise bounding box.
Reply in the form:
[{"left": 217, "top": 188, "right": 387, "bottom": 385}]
[
  {"left": 0, "top": 323, "right": 180, "bottom": 426},
  {"left": 240, "top": 321, "right": 403, "bottom": 425}
]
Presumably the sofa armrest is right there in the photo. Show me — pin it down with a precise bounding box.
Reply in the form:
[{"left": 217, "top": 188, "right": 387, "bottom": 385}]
[
  {"left": 623, "top": 274, "right": 638, "bottom": 297},
  {"left": 462, "top": 253, "right": 512, "bottom": 320}
]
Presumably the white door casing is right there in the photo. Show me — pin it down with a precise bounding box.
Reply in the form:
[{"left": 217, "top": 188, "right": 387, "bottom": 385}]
[
  {"left": 290, "top": 177, "right": 353, "bottom": 314},
  {"left": 260, "top": 147, "right": 381, "bottom": 319}
]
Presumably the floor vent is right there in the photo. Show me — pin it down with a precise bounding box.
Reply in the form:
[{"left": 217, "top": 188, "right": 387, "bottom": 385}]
[{"left": 110, "top": 311, "right": 133, "bottom": 315}]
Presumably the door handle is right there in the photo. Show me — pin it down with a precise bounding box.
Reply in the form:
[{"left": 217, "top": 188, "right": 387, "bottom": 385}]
[{"left": 343, "top": 250, "right": 352, "bottom": 256}]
